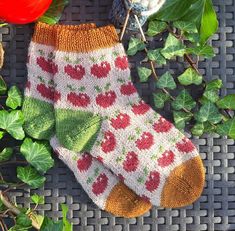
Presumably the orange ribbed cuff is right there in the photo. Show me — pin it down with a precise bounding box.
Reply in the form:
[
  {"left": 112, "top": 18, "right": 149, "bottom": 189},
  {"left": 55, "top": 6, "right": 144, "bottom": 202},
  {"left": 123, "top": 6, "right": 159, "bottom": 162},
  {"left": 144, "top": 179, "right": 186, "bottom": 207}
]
[{"left": 32, "top": 22, "right": 96, "bottom": 46}]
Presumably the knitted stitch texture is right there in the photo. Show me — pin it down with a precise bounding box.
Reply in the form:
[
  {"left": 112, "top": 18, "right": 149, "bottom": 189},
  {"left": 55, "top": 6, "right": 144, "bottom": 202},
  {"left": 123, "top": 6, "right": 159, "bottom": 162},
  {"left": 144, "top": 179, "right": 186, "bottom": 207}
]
[{"left": 53, "top": 24, "right": 205, "bottom": 207}]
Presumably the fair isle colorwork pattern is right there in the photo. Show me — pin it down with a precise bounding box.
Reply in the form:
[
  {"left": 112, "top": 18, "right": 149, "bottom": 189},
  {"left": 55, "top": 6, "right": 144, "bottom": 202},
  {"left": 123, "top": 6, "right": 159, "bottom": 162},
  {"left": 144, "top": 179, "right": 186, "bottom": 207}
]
[
  {"left": 53, "top": 25, "right": 205, "bottom": 207},
  {"left": 23, "top": 22, "right": 151, "bottom": 218}
]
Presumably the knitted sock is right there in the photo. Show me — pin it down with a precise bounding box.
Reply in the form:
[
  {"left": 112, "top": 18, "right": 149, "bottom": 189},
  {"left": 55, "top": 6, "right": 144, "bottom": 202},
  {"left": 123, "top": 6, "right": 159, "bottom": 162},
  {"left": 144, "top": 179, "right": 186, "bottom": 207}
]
[
  {"left": 24, "top": 23, "right": 151, "bottom": 218},
  {"left": 53, "top": 25, "right": 205, "bottom": 208}
]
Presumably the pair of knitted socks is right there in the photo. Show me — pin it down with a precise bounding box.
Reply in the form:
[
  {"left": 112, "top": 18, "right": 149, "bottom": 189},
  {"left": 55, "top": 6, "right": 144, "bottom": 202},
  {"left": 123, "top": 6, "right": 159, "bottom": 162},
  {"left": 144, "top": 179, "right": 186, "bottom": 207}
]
[{"left": 23, "top": 22, "right": 205, "bottom": 218}]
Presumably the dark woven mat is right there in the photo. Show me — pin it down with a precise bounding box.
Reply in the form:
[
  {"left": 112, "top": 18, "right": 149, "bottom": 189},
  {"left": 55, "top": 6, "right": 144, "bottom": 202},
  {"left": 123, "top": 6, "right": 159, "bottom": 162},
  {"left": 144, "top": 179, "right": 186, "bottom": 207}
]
[{"left": 0, "top": 0, "right": 235, "bottom": 230}]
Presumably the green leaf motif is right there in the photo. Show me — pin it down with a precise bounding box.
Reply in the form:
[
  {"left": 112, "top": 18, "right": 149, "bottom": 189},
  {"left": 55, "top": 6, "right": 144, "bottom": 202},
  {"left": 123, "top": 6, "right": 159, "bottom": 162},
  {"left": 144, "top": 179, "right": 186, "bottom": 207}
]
[
  {"left": 156, "top": 72, "right": 176, "bottom": 90},
  {"left": 127, "top": 37, "right": 146, "bottom": 56},
  {"left": 40, "top": 217, "right": 63, "bottom": 231},
  {"left": 161, "top": 34, "right": 186, "bottom": 59},
  {"left": 195, "top": 102, "right": 222, "bottom": 124},
  {"left": 0, "top": 110, "right": 25, "bottom": 140},
  {"left": 20, "top": 138, "right": 54, "bottom": 174},
  {"left": 6, "top": 86, "right": 23, "bottom": 109},
  {"left": 147, "top": 20, "right": 168, "bottom": 36},
  {"left": 186, "top": 45, "right": 215, "bottom": 58},
  {"left": 216, "top": 94, "right": 235, "bottom": 110},
  {"left": 178, "top": 68, "right": 203, "bottom": 86},
  {"left": 206, "top": 79, "right": 223, "bottom": 91},
  {"left": 147, "top": 49, "right": 166, "bottom": 65},
  {"left": 61, "top": 204, "right": 73, "bottom": 231},
  {"left": 17, "top": 166, "right": 46, "bottom": 189},
  {"left": 173, "top": 111, "right": 192, "bottom": 130},
  {"left": 191, "top": 123, "right": 204, "bottom": 136},
  {"left": 0, "top": 147, "right": 13, "bottom": 162},
  {"left": 173, "top": 21, "right": 198, "bottom": 33},
  {"left": 0, "top": 75, "right": 7, "bottom": 95},
  {"left": 153, "top": 92, "right": 170, "bottom": 109},
  {"left": 31, "top": 194, "right": 45, "bottom": 205},
  {"left": 16, "top": 213, "right": 32, "bottom": 228},
  {"left": 137, "top": 67, "right": 152, "bottom": 82},
  {"left": 172, "top": 89, "right": 196, "bottom": 111},
  {"left": 216, "top": 118, "right": 235, "bottom": 139}
]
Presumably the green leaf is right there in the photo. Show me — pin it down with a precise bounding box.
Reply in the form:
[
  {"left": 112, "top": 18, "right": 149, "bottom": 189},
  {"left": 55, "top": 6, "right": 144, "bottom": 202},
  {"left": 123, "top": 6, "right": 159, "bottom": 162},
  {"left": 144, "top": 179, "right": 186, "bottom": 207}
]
[
  {"left": 206, "top": 79, "right": 223, "bottom": 91},
  {"left": 16, "top": 213, "right": 32, "bottom": 228},
  {"left": 127, "top": 37, "right": 146, "bottom": 56},
  {"left": 0, "top": 75, "right": 7, "bottom": 95},
  {"left": 0, "top": 131, "right": 4, "bottom": 139},
  {"left": 153, "top": 92, "right": 170, "bottom": 109},
  {"left": 216, "top": 118, "right": 235, "bottom": 139},
  {"left": 147, "top": 20, "right": 167, "bottom": 36},
  {"left": 201, "top": 90, "right": 219, "bottom": 103},
  {"left": 184, "top": 32, "right": 200, "bottom": 43},
  {"left": 38, "top": 0, "right": 69, "bottom": 25},
  {"left": 173, "top": 111, "right": 192, "bottom": 130},
  {"left": 156, "top": 72, "right": 176, "bottom": 90},
  {"left": 186, "top": 44, "right": 215, "bottom": 58},
  {"left": 31, "top": 194, "right": 45, "bottom": 205},
  {"left": 161, "top": 34, "right": 186, "bottom": 59},
  {"left": 203, "top": 121, "right": 216, "bottom": 133},
  {"left": 191, "top": 123, "right": 204, "bottom": 136},
  {"left": 8, "top": 225, "right": 29, "bottom": 231},
  {"left": 20, "top": 138, "right": 54, "bottom": 174},
  {"left": 172, "top": 89, "right": 196, "bottom": 111},
  {"left": 17, "top": 166, "right": 46, "bottom": 189},
  {"left": 195, "top": 102, "right": 222, "bottom": 124},
  {"left": 0, "top": 110, "right": 25, "bottom": 140},
  {"left": 137, "top": 67, "right": 152, "bottom": 82},
  {"left": 40, "top": 217, "right": 63, "bottom": 231},
  {"left": 216, "top": 94, "right": 235, "bottom": 110},
  {"left": 0, "top": 147, "right": 13, "bottom": 162},
  {"left": 147, "top": 49, "right": 166, "bottom": 65},
  {"left": 6, "top": 86, "right": 23, "bottom": 109},
  {"left": 61, "top": 204, "right": 73, "bottom": 231},
  {"left": 178, "top": 68, "right": 203, "bottom": 86},
  {"left": 0, "top": 199, "right": 6, "bottom": 212},
  {"left": 173, "top": 21, "right": 198, "bottom": 33}
]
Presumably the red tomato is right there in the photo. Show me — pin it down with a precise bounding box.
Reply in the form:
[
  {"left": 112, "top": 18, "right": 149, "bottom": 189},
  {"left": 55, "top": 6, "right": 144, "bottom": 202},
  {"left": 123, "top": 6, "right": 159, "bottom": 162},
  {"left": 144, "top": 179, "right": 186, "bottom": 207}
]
[{"left": 0, "top": 0, "right": 52, "bottom": 24}]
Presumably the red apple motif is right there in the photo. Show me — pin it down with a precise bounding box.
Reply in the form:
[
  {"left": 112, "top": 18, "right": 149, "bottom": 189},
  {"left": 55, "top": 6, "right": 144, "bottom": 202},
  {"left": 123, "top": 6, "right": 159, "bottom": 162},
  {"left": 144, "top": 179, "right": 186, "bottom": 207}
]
[
  {"left": 67, "top": 92, "right": 90, "bottom": 107},
  {"left": 176, "top": 138, "right": 195, "bottom": 153},
  {"left": 157, "top": 150, "right": 175, "bottom": 167},
  {"left": 111, "top": 113, "right": 130, "bottom": 130},
  {"left": 123, "top": 151, "right": 139, "bottom": 172},
  {"left": 96, "top": 91, "right": 117, "bottom": 108},
  {"left": 118, "top": 174, "right": 125, "bottom": 182},
  {"left": 36, "top": 83, "right": 54, "bottom": 100},
  {"left": 37, "top": 57, "right": 58, "bottom": 74},
  {"left": 101, "top": 131, "right": 116, "bottom": 153},
  {"left": 77, "top": 153, "right": 93, "bottom": 172},
  {"left": 115, "top": 56, "right": 129, "bottom": 70},
  {"left": 120, "top": 82, "right": 137, "bottom": 96},
  {"left": 54, "top": 90, "right": 61, "bottom": 103},
  {"left": 132, "top": 101, "right": 150, "bottom": 115},
  {"left": 91, "top": 61, "right": 111, "bottom": 78},
  {"left": 145, "top": 171, "right": 160, "bottom": 192},
  {"left": 136, "top": 132, "right": 154, "bottom": 150},
  {"left": 96, "top": 156, "right": 104, "bottom": 163},
  {"left": 92, "top": 173, "right": 108, "bottom": 195},
  {"left": 153, "top": 117, "right": 173, "bottom": 133},
  {"left": 64, "top": 64, "right": 85, "bottom": 80}
]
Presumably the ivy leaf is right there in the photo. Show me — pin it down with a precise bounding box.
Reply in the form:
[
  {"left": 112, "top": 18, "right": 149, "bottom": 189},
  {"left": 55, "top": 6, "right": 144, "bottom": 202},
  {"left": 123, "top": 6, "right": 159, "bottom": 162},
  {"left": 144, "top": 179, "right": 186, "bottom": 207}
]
[
  {"left": 195, "top": 102, "right": 222, "bottom": 124},
  {"left": 178, "top": 68, "right": 203, "bottom": 86},
  {"left": 127, "top": 37, "right": 146, "bottom": 56},
  {"left": 186, "top": 44, "right": 215, "bottom": 58},
  {"left": 201, "top": 90, "right": 219, "bottom": 103},
  {"left": 40, "top": 217, "right": 63, "bottom": 231},
  {"left": 153, "top": 92, "right": 170, "bottom": 109},
  {"left": 147, "top": 20, "right": 168, "bottom": 36},
  {"left": 172, "top": 89, "right": 196, "bottom": 111},
  {"left": 61, "top": 204, "right": 73, "bottom": 231},
  {"left": 0, "top": 147, "right": 13, "bottom": 162},
  {"left": 156, "top": 72, "right": 176, "bottom": 90},
  {"left": 161, "top": 34, "right": 186, "bottom": 59},
  {"left": 0, "top": 110, "right": 25, "bottom": 140},
  {"left": 203, "top": 121, "right": 216, "bottom": 133},
  {"left": 6, "top": 86, "right": 23, "bottom": 109},
  {"left": 31, "top": 194, "right": 45, "bottom": 205},
  {"left": 173, "top": 111, "right": 192, "bottom": 130},
  {"left": 137, "top": 67, "right": 152, "bottom": 82},
  {"left": 17, "top": 166, "right": 46, "bottom": 189},
  {"left": 20, "top": 138, "right": 54, "bottom": 174},
  {"left": 147, "top": 49, "right": 166, "bottom": 65},
  {"left": 191, "top": 123, "right": 204, "bottom": 136},
  {"left": 0, "top": 75, "right": 7, "bottom": 95},
  {"left": 173, "top": 21, "right": 198, "bottom": 33},
  {"left": 216, "top": 118, "right": 235, "bottom": 139},
  {"left": 38, "top": 0, "right": 69, "bottom": 25},
  {"left": 206, "top": 79, "right": 223, "bottom": 91},
  {"left": 16, "top": 213, "right": 32, "bottom": 228},
  {"left": 184, "top": 32, "right": 200, "bottom": 43},
  {"left": 216, "top": 94, "right": 235, "bottom": 110}
]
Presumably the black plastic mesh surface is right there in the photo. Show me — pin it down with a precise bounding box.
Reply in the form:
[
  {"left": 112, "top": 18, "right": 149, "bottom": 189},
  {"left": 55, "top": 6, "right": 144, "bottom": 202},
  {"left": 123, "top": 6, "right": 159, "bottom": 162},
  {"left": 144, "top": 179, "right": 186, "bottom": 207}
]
[{"left": 1, "top": 0, "right": 235, "bottom": 230}]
